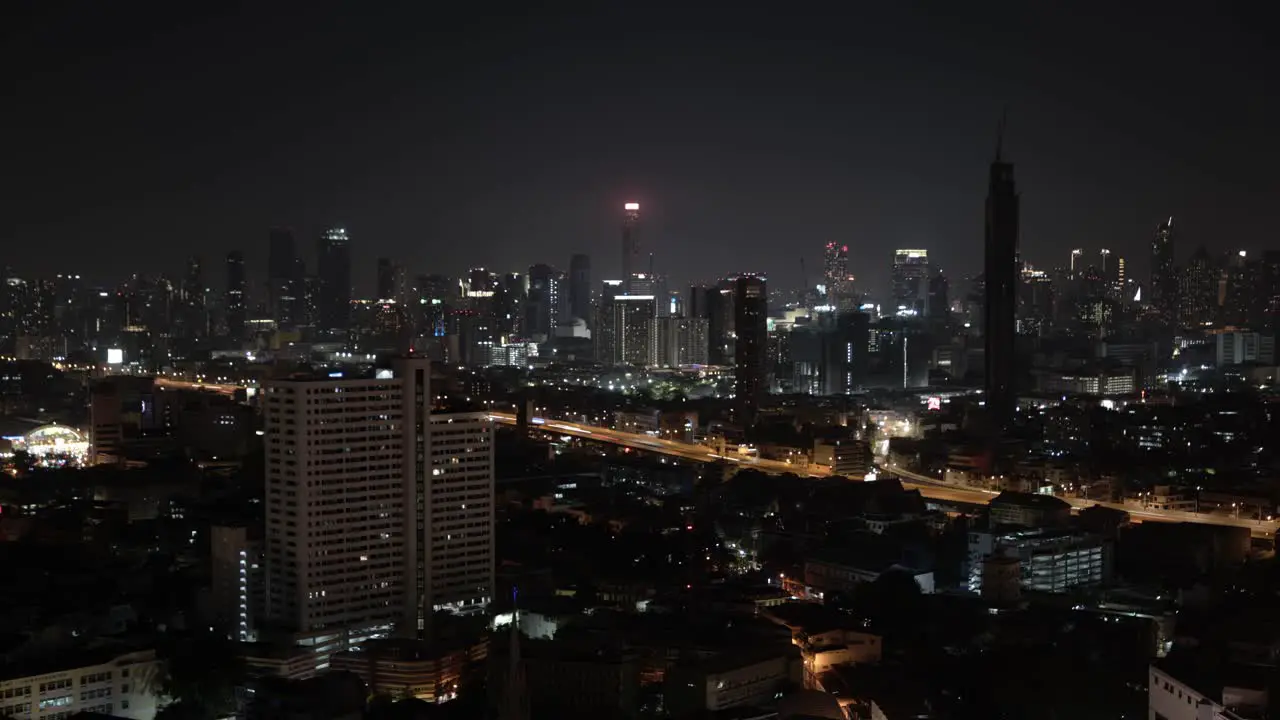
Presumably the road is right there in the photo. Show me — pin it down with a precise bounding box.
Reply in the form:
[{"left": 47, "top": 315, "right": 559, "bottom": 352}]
[
  {"left": 153, "top": 377, "right": 244, "bottom": 397},
  {"left": 884, "top": 463, "right": 1278, "bottom": 536},
  {"left": 133, "top": 377, "right": 1278, "bottom": 538},
  {"left": 498, "top": 413, "right": 1277, "bottom": 538}
]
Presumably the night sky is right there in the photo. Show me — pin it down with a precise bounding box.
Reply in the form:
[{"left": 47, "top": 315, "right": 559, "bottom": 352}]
[{"left": 4, "top": 3, "right": 1276, "bottom": 298}]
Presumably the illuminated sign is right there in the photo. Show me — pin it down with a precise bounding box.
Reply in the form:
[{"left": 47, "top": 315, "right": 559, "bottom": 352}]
[
  {"left": 927, "top": 396, "right": 942, "bottom": 411},
  {"left": 624, "top": 202, "right": 640, "bottom": 210},
  {"left": 106, "top": 348, "right": 124, "bottom": 365}
]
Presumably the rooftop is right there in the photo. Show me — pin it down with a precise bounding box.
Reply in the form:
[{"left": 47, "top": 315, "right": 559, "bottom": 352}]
[{"left": 989, "top": 491, "right": 1072, "bottom": 511}]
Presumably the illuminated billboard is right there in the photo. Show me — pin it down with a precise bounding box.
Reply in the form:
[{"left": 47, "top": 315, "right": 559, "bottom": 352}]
[
  {"left": 927, "top": 396, "right": 942, "bottom": 411},
  {"left": 107, "top": 348, "right": 124, "bottom": 365}
]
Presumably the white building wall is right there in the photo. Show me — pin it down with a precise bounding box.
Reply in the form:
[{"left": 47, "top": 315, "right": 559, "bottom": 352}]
[{"left": 0, "top": 649, "right": 161, "bottom": 720}]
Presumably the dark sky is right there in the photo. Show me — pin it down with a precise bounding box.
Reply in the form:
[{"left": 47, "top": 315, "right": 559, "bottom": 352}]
[{"left": 4, "top": 2, "right": 1276, "bottom": 298}]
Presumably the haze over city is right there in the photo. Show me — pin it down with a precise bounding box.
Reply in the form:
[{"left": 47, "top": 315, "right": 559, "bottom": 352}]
[{"left": 6, "top": 3, "right": 1278, "bottom": 295}]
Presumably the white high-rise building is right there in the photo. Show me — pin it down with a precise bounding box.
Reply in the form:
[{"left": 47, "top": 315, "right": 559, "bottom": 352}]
[
  {"left": 419, "top": 413, "right": 494, "bottom": 617},
  {"left": 263, "top": 358, "right": 494, "bottom": 658}
]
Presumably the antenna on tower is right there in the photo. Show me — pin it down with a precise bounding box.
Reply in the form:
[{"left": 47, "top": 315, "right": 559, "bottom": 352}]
[{"left": 995, "top": 106, "right": 1009, "bottom": 161}]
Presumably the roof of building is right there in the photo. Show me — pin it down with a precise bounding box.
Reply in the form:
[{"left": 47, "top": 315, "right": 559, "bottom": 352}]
[
  {"left": 989, "top": 491, "right": 1072, "bottom": 511},
  {"left": 1154, "top": 650, "right": 1272, "bottom": 705}
]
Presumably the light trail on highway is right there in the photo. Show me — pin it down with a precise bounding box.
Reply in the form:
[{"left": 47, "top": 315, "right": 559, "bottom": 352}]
[
  {"left": 126, "top": 375, "right": 1277, "bottom": 538},
  {"left": 496, "top": 412, "right": 1278, "bottom": 538}
]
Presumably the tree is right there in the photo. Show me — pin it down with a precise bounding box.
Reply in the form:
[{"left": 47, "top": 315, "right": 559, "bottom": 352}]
[{"left": 155, "top": 630, "right": 247, "bottom": 719}]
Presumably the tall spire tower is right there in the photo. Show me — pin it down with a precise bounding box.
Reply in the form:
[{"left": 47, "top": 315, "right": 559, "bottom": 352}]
[
  {"left": 622, "top": 203, "right": 641, "bottom": 293},
  {"left": 983, "top": 117, "right": 1020, "bottom": 432}
]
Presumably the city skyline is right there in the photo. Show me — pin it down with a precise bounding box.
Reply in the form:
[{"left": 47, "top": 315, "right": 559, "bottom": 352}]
[{"left": 5, "top": 5, "right": 1278, "bottom": 296}]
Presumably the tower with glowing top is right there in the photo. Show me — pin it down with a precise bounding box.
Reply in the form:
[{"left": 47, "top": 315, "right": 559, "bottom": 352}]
[{"left": 622, "top": 202, "right": 641, "bottom": 293}]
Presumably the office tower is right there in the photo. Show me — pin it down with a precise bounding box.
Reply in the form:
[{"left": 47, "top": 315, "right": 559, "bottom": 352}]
[
  {"left": 399, "top": 361, "right": 494, "bottom": 630},
  {"left": 733, "top": 274, "right": 767, "bottom": 424},
  {"left": 1260, "top": 251, "right": 1280, "bottom": 330},
  {"left": 1178, "top": 245, "right": 1218, "bottom": 328},
  {"left": 412, "top": 274, "right": 453, "bottom": 338},
  {"left": 622, "top": 203, "right": 641, "bottom": 293},
  {"left": 626, "top": 273, "right": 668, "bottom": 317},
  {"left": 687, "top": 285, "right": 709, "bottom": 320},
  {"left": 225, "top": 251, "right": 247, "bottom": 341},
  {"left": 568, "top": 253, "right": 591, "bottom": 325},
  {"left": 179, "top": 256, "right": 206, "bottom": 338},
  {"left": 317, "top": 227, "right": 352, "bottom": 333},
  {"left": 927, "top": 269, "right": 949, "bottom": 320},
  {"left": 823, "top": 242, "right": 851, "bottom": 307},
  {"left": 1220, "top": 250, "right": 1248, "bottom": 326},
  {"left": 983, "top": 133, "right": 1019, "bottom": 431},
  {"left": 892, "top": 249, "right": 931, "bottom": 315},
  {"left": 268, "top": 228, "right": 302, "bottom": 329},
  {"left": 1150, "top": 218, "right": 1177, "bottom": 325},
  {"left": 650, "top": 316, "right": 710, "bottom": 367},
  {"left": 525, "top": 264, "right": 560, "bottom": 340},
  {"left": 492, "top": 272, "right": 525, "bottom": 338},
  {"left": 706, "top": 283, "right": 735, "bottom": 366},
  {"left": 594, "top": 280, "right": 624, "bottom": 363},
  {"left": 459, "top": 269, "right": 499, "bottom": 364},
  {"left": 300, "top": 275, "right": 321, "bottom": 329},
  {"left": 376, "top": 257, "right": 403, "bottom": 301},
  {"left": 1018, "top": 266, "right": 1053, "bottom": 337},
  {"left": 263, "top": 358, "right": 495, "bottom": 651},
  {"left": 614, "top": 294, "right": 657, "bottom": 366},
  {"left": 835, "top": 311, "right": 871, "bottom": 393}
]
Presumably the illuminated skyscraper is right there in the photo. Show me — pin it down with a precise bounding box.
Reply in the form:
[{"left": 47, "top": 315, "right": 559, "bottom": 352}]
[
  {"left": 892, "top": 249, "right": 931, "bottom": 314},
  {"left": 614, "top": 294, "right": 656, "bottom": 366},
  {"left": 1150, "top": 218, "right": 1177, "bottom": 325},
  {"left": 734, "top": 274, "right": 768, "bottom": 424},
  {"left": 823, "top": 242, "right": 851, "bottom": 307},
  {"left": 983, "top": 133, "right": 1019, "bottom": 431},
  {"left": 225, "top": 251, "right": 246, "bottom": 341},
  {"left": 622, "top": 203, "right": 641, "bottom": 293},
  {"left": 317, "top": 227, "right": 352, "bottom": 333},
  {"left": 1178, "top": 245, "right": 1217, "bottom": 327},
  {"left": 263, "top": 358, "right": 494, "bottom": 654}
]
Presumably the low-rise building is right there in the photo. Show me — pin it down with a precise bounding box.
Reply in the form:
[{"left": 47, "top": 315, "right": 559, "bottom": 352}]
[
  {"left": 804, "top": 552, "right": 936, "bottom": 597},
  {"left": 987, "top": 491, "right": 1072, "bottom": 528},
  {"left": 1150, "top": 656, "right": 1269, "bottom": 720},
  {"left": 967, "top": 528, "right": 1110, "bottom": 594},
  {"left": 664, "top": 647, "right": 803, "bottom": 716},
  {"left": 0, "top": 647, "right": 161, "bottom": 720},
  {"left": 329, "top": 637, "right": 487, "bottom": 703}
]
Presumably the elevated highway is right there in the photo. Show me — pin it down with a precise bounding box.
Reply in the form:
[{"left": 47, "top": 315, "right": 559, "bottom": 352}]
[{"left": 497, "top": 413, "right": 1277, "bottom": 538}]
